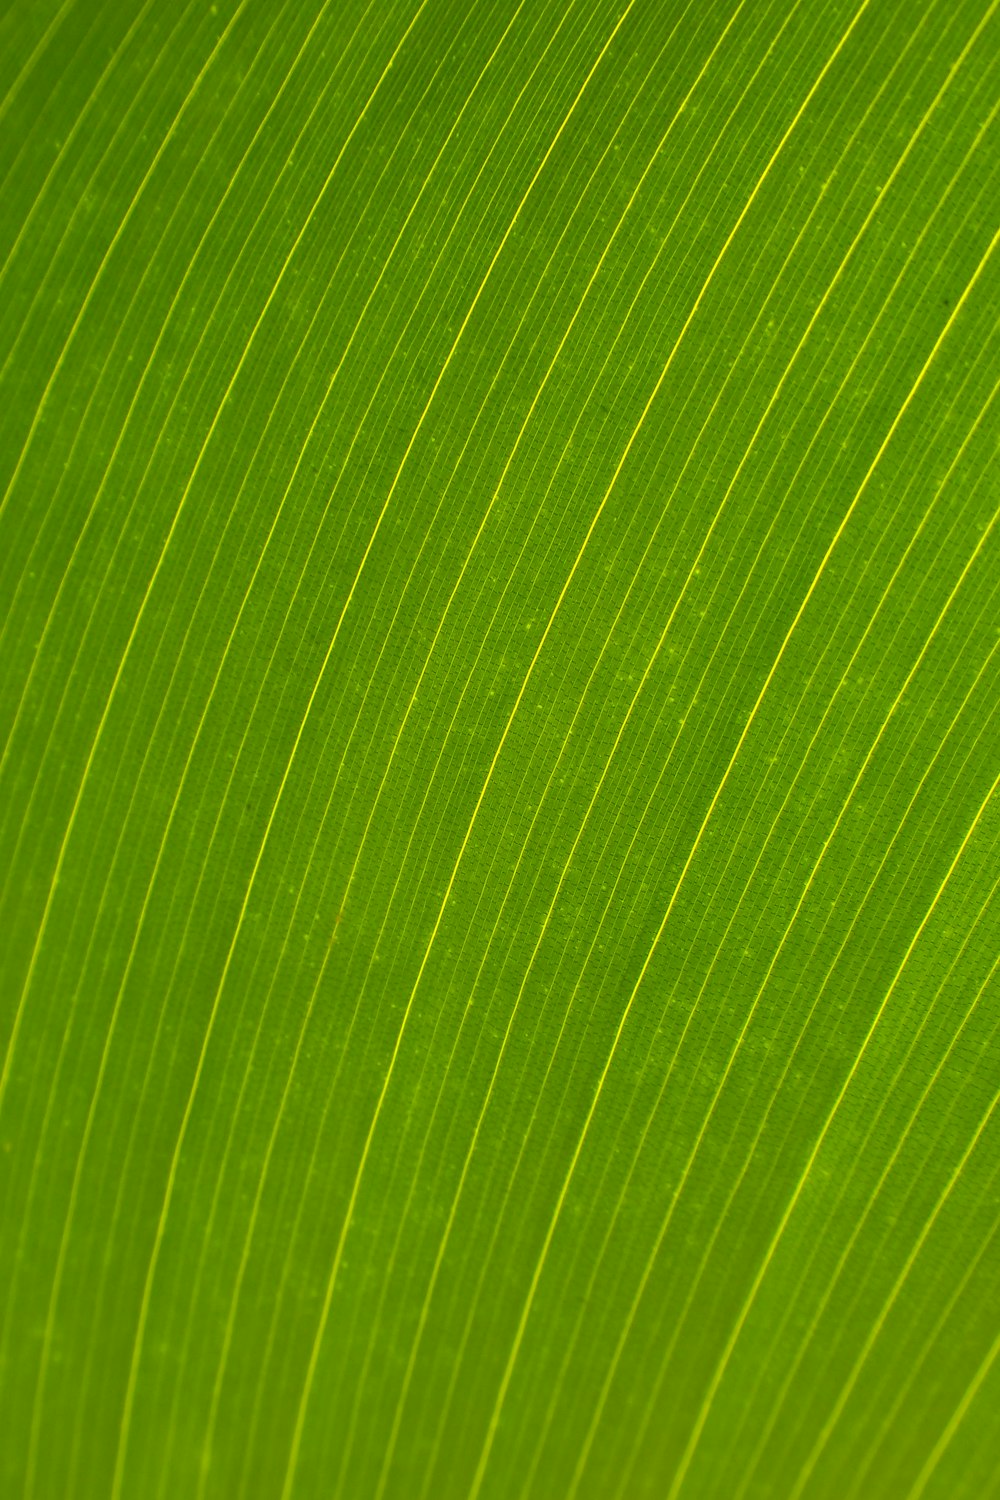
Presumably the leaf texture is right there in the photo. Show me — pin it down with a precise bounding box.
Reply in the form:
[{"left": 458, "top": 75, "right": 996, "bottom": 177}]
[{"left": 1, "top": 1, "right": 999, "bottom": 1497}]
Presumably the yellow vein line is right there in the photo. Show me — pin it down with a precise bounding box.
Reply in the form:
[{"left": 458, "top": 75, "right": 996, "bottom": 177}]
[
  {"left": 0, "top": 0, "right": 75, "bottom": 125},
  {"left": 100, "top": 10, "right": 431, "bottom": 1497},
  {"left": 661, "top": 222, "right": 1000, "bottom": 1494},
  {"left": 424, "top": 10, "right": 943, "bottom": 1487},
  {"left": 0, "top": 0, "right": 250, "bottom": 527},
  {"left": 359, "top": 8, "right": 755, "bottom": 1492},
  {"left": 2, "top": 0, "right": 378, "bottom": 1412},
  {"left": 2, "top": 0, "right": 359, "bottom": 1410},
  {"left": 585, "top": 378, "right": 1000, "bottom": 1500},
  {"left": 0, "top": 0, "right": 330, "bottom": 786},
  {"left": 184, "top": 2, "right": 605, "bottom": 1485},
  {"left": 461, "top": 7, "right": 881, "bottom": 1491},
  {"left": 0, "top": 0, "right": 157, "bottom": 331},
  {"left": 667, "top": 762, "right": 1000, "bottom": 1497},
  {"left": 0, "top": 0, "right": 256, "bottom": 1103},
  {"left": 439, "top": 12, "right": 966, "bottom": 1475},
  {"left": 14, "top": 0, "right": 377, "bottom": 1479},
  {"left": 560, "top": 27, "right": 1000, "bottom": 1486},
  {"left": 728, "top": 661, "right": 1000, "bottom": 1500},
  {"left": 604, "top": 265, "right": 1000, "bottom": 1489},
  {"left": 68, "top": 0, "right": 597, "bottom": 1489},
  {"left": 219, "top": 23, "right": 659, "bottom": 1483},
  {"left": 787, "top": 952, "right": 1000, "bottom": 1500},
  {"left": 686, "top": 648, "right": 1000, "bottom": 1500},
  {"left": 273, "top": 8, "right": 648, "bottom": 1494},
  {"left": 860, "top": 1157, "right": 1000, "bottom": 1500},
  {"left": 843, "top": 1146, "right": 1000, "bottom": 1498},
  {"left": 906, "top": 1316, "right": 1000, "bottom": 1499},
  {"left": 527, "top": 149, "right": 1000, "bottom": 1500},
  {"left": 114, "top": 1, "right": 584, "bottom": 1486},
  {"left": 187, "top": 5, "right": 539, "bottom": 1489},
  {"left": 689, "top": 421, "right": 1000, "bottom": 1500}
]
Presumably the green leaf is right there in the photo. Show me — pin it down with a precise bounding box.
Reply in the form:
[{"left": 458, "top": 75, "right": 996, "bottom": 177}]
[{"left": 2, "top": 1, "right": 999, "bottom": 1496}]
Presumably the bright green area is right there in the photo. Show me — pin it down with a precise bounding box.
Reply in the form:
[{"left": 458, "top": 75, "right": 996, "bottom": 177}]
[{"left": 1, "top": 1, "right": 999, "bottom": 1496}]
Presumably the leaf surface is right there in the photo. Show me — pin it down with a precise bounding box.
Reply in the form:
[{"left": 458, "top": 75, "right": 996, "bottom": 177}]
[{"left": 2, "top": 1, "right": 999, "bottom": 1497}]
